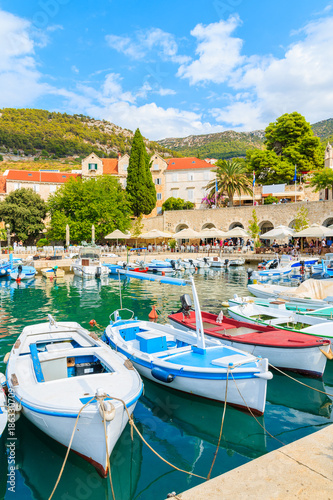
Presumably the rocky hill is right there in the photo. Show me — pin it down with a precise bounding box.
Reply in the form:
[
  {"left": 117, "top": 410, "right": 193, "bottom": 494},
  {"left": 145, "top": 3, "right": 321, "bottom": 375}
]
[
  {"left": 157, "top": 130, "right": 265, "bottom": 160},
  {"left": 0, "top": 108, "right": 174, "bottom": 162}
]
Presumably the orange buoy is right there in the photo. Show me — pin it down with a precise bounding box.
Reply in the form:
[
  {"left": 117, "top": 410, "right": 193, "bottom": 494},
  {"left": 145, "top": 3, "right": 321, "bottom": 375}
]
[
  {"left": 195, "top": 267, "right": 198, "bottom": 271},
  {"left": 16, "top": 277, "right": 21, "bottom": 283},
  {"left": 148, "top": 306, "right": 158, "bottom": 320},
  {"left": 161, "top": 271, "right": 165, "bottom": 276},
  {"left": 89, "top": 319, "right": 97, "bottom": 327}
]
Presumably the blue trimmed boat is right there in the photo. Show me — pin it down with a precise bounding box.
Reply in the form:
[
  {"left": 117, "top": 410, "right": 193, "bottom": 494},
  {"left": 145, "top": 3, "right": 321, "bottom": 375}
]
[
  {"left": 103, "top": 271, "right": 273, "bottom": 415},
  {"left": 5, "top": 316, "right": 143, "bottom": 476},
  {"left": 10, "top": 265, "right": 36, "bottom": 281}
]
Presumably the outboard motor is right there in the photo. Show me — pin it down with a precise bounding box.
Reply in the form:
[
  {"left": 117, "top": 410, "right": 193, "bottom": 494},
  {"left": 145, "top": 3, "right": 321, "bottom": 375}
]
[
  {"left": 225, "top": 259, "right": 229, "bottom": 267},
  {"left": 247, "top": 268, "right": 254, "bottom": 279},
  {"left": 189, "top": 259, "right": 194, "bottom": 267},
  {"left": 203, "top": 257, "right": 208, "bottom": 265},
  {"left": 170, "top": 259, "right": 176, "bottom": 269},
  {"left": 300, "top": 260, "right": 305, "bottom": 276},
  {"left": 268, "top": 259, "right": 278, "bottom": 269},
  {"left": 17, "top": 265, "right": 23, "bottom": 275},
  {"left": 95, "top": 266, "right": 101, "bottom": 278},
  {"left": 176, "top": 294, "right": 192, "bottom": 316}
]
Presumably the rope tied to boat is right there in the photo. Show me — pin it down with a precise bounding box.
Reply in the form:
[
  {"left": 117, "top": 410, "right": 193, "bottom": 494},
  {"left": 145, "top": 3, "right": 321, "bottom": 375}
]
[
  {"left": 206, "top": 366, "right": 230, "bottom": 480},
  {"left": 48, "top": 396, "right": 96, "bottom": 500},
  {"left": 103, "top": 393, "right": 207, "bottom": 481},
  {"left": 268, "top": 363, "right": 333, "bottom": 398}
]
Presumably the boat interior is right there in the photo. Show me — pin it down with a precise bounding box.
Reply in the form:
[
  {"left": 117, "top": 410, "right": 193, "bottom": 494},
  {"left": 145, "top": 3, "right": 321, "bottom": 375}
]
[
  {"left": 22, "top": 335, "right": 112, "bottom": 382},
  {"left": 113, "top": 321, "right": 257, "bottom": 369}
]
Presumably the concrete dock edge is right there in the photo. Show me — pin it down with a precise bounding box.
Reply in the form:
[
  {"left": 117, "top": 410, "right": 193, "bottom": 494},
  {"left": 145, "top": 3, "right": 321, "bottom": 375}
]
[{"left": 168, "top": 424, "right": 333, "bottom": 499}]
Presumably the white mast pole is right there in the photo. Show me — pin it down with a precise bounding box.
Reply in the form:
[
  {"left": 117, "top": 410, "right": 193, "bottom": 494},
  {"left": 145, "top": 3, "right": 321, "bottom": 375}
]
[{"left": 190, "top": 275, "right": 205, "bottom": 350}]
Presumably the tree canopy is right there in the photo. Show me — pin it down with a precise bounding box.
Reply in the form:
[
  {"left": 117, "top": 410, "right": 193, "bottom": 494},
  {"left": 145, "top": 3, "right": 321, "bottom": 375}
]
[
  {"left": 47, "top": 176, "right": 131, "bottom": 243},
  {"left": 206, "top": 159, "right": 252, "bottom": 207},
  {"left": 0, "top": 188, "right": 47, "bottom": 243},
  {"left": 310, "top": 168, "right": 333, "bottom": 192},
  {"left": 126, "top": 128, "right": 156, "bottom": 216},
  {"left": 162, "top": 197, "right": 195, "bottom": 211},
  {"left": 246, "top": 112, "right": 324, "bottom": 184}
]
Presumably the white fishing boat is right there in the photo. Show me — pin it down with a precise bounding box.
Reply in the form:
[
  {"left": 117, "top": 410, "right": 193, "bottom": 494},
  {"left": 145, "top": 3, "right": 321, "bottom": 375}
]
[
  {"left": 228, "top": 258, "right": 245, "bottom": 267},
  {"left": 10, "top": 265, "right": 37, "bottom": 281},
  {"left": 0, "top": 375, "right": 7, "bottom": 437},
  {"left": 206, "top": 256, "right": 226, "bottom": 268},
  {"left": 194, "top": 257, "right": 211, "bottom": 268},
  {"left": 248, "top": 279, "right": 333, "bottom": 308},
  {"left": 103, "top": 271, "right": 273, "bottom": 416},
  {"left": 5, "top": 316, "right": 143, "bottom": 476},
  {"left": 228, "top": 300, "right": 333, "bottom": 345},
  {"left": 72, "top": 246, "right": 109, "bottom": 278}
]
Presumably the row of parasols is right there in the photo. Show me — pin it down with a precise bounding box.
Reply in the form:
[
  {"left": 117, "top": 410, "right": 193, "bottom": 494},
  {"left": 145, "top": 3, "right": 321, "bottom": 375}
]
[{"left": 105, "top": 223, "right": 333, "bottom": 245}]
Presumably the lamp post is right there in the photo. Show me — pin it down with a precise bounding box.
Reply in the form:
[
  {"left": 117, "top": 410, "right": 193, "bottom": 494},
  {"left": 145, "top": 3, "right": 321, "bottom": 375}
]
[{"left": 6, "top": 224, "right": 10, "bottom": 253}]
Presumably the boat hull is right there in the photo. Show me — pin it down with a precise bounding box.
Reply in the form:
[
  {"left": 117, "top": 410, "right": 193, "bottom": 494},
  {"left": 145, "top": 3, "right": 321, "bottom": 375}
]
[
  {"left": 21, "top": 400, "right": 136, "bottom": 476},
  {"left": 169, "top": 313, "right": 330, "bottom": 378},
  {"left": 73, "top": 265, "right": 109, "bottom": 278}
]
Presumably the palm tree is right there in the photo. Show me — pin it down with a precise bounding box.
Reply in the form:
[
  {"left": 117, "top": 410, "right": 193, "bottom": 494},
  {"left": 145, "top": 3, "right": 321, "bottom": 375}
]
[{"left": 205, "top": 159, "right": 253, "bottom": 207}]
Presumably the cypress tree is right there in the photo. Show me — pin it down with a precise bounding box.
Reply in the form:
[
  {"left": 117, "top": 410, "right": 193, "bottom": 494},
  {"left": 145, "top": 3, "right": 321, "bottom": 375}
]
[{"left": 126, "top": 128, "right": 156, "bottom": 216}]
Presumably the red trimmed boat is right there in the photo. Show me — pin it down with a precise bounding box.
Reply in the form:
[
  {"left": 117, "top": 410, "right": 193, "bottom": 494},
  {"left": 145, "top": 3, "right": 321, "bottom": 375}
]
[{"left": 168, "top": 306, "right": 331, "bottom": 378}]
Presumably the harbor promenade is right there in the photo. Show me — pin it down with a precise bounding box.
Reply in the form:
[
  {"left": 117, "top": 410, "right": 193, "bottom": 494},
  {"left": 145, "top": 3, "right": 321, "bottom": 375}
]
[{"left": 169, "top": 424, "right": 333, "bottom": 499}]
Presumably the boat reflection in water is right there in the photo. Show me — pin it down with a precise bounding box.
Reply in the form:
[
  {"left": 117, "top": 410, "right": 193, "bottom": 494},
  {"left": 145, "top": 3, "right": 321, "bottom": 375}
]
[
  {"left": 267, "top": 372, "right": 332, "bottom": 419},
  {"left": 1, "top": 415, "right": 142, "bottom": 500},
  {"left": 140, "top": 379, "right": 267, "bottom": 461}
]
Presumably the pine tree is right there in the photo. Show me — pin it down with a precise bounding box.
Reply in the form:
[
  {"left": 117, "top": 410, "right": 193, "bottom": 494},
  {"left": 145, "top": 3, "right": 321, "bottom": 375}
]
[{"left": 126, "top": 129, "right": 156, "bottom": 216}]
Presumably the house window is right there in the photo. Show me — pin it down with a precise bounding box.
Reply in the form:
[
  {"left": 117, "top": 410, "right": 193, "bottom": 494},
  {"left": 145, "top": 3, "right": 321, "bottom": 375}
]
[
  {"left": 50, "top": 185, "right": 57, "bottom": 193},
  {"left": 157, "top": 193, "right": 162, "bottom": 200},
  {"left": 88, "top": 163, "right": 98, "bottom": 171},
  {"left": 123, "top": 164, "right": 128, "bottom": 171},
  {"left": 33, "top": 184, "right": 40, "bottom": 193},
  {"left": 155, "top": 178, "right": 161, "bottom": 185},
  {"left": 14, "top": 183, "right": 21, "bottom": 190},
  {"left": 172, "top": 173, "right": 178, "bottom": 182},
  {"left": 188, "top": 189, "right": 194, "bottom": 201},
  {"left": 188, "top": 172, "right": 194, "bottom": 181},
  {"left": 157, "top": 207, "right": 162, "bottom": 215},
  {"left": 153, "top": 164, "right": 159, "bottom": 171}
]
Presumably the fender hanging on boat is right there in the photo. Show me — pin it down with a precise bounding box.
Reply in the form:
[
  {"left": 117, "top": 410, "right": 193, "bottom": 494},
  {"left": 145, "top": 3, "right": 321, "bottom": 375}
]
[{"left": 151, "top": 367, "right": 174, "bottom": 383}]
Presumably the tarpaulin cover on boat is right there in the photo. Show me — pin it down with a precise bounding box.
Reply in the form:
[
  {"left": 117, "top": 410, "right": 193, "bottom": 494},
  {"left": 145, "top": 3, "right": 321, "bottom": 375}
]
[{"left": 283, "top": 279, "right": 333, "bottom": 300}]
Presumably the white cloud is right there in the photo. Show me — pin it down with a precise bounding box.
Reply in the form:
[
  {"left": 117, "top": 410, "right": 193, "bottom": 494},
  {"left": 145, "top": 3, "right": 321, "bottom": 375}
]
[
  {"left": 177, "top": 16, "right": 244, "bottom": 85},
  {"left": 155, "top": 88, "right": 176, "bottom": 96},
  {"left": 106, "top": 28, "right": 190, "bottom": 64},
  {"left": 0, "top": 10, "right": 49, "bottom": 106}
]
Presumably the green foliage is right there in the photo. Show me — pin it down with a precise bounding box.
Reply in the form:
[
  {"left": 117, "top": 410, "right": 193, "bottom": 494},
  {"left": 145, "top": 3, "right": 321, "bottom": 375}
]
[
  {"left": 131, "top": 215, "right": 144, "bottom": 239},
  {"left": 0, "top": 108, "right": 175, "bottom": 160},
  {"left": 126, "top": 129, "right": 156, "bottom": 216},
  {"left": 309, "top": 168, "right": 333, "bottom": 191},
  {"left": 248, "top": 209, "right": 260, "bottom": 244},
  {"left": 0, "top": 154, "right": 3, "bottom": 161},
  {"left": 162, "top": 197, "right": 195, "bottom": 212},
  {"left": 311, "top": 118, "right": 333, "bottom": 138},
  {"left": 246, "top": 149, "right": 294, "bottom": 184},
  {"left": 205, "top": 159, "right": 252, "bottom": 207},
  {"left": 47, "top": 176, "right": 131, "bottom": 243},
  {"left": 247, "top": 112, "right": 324, "bottom": 186},
  {"left": 0, "top": 188, "right": 47, "bottom": 243},
  {"left": 168, "top": 238, "right": 177, "bottom": 249},
  {"left": 293, "top": 206, "right": 309, "bottom": 232},
  {"left": 0, "top": 228, "right": 6, "bottom": 241},
  {"left": 263, "top": 195, "right": 279, "bottom": 205},
  {"left": 37, "top": 238, "right": 49, "bottom": 247}
]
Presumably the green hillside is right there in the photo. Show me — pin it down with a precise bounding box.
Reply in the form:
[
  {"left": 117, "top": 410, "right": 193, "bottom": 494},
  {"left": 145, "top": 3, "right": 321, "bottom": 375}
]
[
  {"left": 311, "top": 118, "right": 333, "bottom": 139},
  {"left": 0, "top": 108, "right": 173, "bottom": 160},
  {"left": 157, "top": 130, "right": 265, "bottom": 159}
]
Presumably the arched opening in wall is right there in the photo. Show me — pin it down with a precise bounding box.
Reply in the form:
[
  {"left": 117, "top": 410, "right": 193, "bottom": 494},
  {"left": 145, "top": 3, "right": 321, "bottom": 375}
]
[
  {"left": 175, "top": 224, "right": 189, "bottom": 233},
  {"left": 289, "top": 220, "right": 296, "bottom": 229},
  {"left": 259, "top": 221, "right": 274, "bottom": 235},
  {"left": 323, "top": 217, "right": 333, "bottom": 227},
  {"left": 201, "top": 223, "right": 216, "bottom": 230},
  {"left": 229, "top": 222, "right": 244, "bottom": 230}
]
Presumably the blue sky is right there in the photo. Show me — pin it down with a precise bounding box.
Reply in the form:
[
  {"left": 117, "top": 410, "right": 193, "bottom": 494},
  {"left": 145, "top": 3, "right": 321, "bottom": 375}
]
[{"left": 0, "top": 0, "right": 333, "bottom": 139}]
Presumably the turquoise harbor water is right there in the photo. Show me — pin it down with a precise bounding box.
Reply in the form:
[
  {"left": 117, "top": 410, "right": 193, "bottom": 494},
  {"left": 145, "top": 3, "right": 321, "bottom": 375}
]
[{"left": 0, "top": 269, "right": 332, "bottom": 500}]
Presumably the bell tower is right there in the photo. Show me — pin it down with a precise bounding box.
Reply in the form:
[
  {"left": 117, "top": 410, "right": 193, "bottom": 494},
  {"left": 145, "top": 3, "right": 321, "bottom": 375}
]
[{"left": 325, "top": 142, "right": 333, "bottom": 168}]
